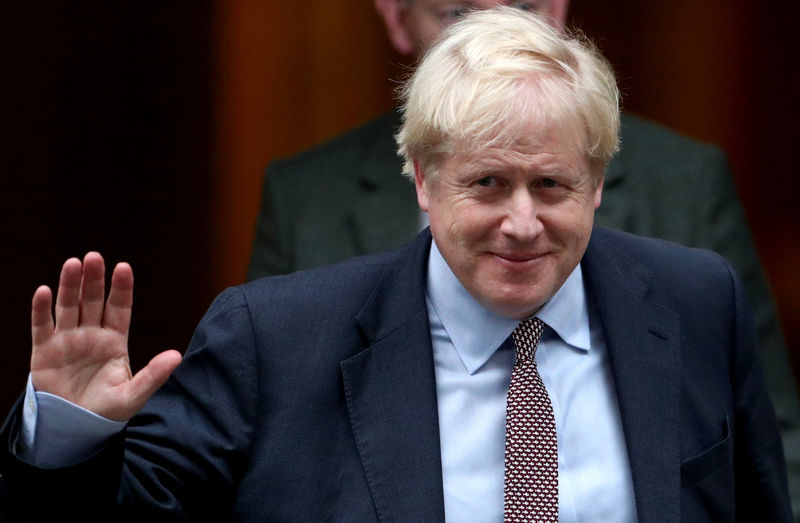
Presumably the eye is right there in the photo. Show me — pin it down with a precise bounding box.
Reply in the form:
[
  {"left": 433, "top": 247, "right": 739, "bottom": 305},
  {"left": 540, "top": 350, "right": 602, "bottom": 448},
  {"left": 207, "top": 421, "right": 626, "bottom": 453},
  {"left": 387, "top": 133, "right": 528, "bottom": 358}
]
[
  {"left": 510, "top": 1, "right": 550, "bottom": 14},
  {"left": 540, "top": 178, "right": 560, "bottom": 188},
  {"left": 476, "top": 176, "right": 497, "bottom": 187},
  {"left": 510, "top": 1, "right": 538, "bottom": 12},
  {"left": 441, "top": 6, "right": 471, "bottom": 23}
]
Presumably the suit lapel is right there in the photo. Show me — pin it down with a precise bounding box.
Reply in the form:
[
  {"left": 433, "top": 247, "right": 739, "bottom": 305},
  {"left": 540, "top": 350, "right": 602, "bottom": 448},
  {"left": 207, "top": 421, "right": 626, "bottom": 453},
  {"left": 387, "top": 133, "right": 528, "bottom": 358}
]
[
  {"left": 340, "top": 231, "right": 445, "bottom": 522},
  {"left": 583, "top": 230, "right": 681, "bottom": 522},
  {"left": 338, "top": 227, "right": 684, "bottom": 521}
]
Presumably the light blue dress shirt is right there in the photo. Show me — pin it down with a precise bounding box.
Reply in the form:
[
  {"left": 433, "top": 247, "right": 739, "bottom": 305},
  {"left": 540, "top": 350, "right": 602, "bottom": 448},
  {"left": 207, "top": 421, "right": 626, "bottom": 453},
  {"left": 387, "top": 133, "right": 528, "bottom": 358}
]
[
  {"left": 426, "top": 240, "right": 637, "bottom": 522},
  {"left": 20, "top": 374, "right": 125, "bottom": 467}
]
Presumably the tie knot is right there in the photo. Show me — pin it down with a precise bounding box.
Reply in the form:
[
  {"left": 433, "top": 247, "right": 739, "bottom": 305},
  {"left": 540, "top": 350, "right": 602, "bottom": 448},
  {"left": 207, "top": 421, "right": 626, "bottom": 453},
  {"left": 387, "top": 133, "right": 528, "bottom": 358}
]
[{"left": 511, "top": 317, "right": 544, "bottom": 362}]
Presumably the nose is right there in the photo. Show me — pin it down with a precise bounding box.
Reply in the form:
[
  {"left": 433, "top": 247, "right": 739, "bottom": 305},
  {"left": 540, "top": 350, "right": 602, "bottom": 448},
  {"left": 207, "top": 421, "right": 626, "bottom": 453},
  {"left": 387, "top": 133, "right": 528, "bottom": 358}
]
[{"left": 499, "top": 189, "right": 542, "bottom": 243}]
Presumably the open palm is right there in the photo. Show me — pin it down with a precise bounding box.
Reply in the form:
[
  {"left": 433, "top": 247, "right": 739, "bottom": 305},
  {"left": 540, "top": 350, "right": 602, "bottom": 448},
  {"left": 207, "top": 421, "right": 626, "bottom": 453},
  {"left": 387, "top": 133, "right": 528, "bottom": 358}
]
[{"left": 30, "top": 252, "right": 182, "bottom": 422}]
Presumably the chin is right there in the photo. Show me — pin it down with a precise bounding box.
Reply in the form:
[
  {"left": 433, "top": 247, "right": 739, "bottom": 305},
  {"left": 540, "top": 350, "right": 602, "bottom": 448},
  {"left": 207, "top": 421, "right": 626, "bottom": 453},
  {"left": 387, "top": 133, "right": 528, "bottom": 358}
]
[{"left": 481, "top": 288, "right": 548, "bottom": 319}]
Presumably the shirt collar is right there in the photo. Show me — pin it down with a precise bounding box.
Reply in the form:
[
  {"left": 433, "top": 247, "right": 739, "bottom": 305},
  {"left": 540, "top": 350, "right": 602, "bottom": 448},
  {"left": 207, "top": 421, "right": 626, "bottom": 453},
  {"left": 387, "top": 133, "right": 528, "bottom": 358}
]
[
  {"left": 537, "top": 262, "right": 591, "bottom": 354},
  {"left": 426, "top": 240, "right": 591, "bottom": 375}
]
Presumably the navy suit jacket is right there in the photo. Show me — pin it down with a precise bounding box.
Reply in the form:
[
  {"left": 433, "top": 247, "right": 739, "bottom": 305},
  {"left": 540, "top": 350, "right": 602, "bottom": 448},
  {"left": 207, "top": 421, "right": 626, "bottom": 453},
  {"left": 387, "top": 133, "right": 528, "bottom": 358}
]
[
  {"left": 0, "top": 228, "right": 791, "bottom": 521},
  {"left": 247, "top": 111, "right": 800, "bottom": 518}
]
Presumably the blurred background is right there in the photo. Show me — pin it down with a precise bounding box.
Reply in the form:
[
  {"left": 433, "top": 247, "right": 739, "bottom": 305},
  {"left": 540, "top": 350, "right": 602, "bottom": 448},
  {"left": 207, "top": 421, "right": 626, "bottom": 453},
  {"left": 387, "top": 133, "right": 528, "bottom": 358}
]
[{"left": 1, "top": 1, "right": 798, "bottom": 415}]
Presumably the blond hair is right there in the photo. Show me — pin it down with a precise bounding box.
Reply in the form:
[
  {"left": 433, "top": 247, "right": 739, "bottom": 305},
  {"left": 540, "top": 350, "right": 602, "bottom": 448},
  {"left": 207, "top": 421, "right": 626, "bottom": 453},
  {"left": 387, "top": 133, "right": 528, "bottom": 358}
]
[{"left": 396, "top": 7, "right": 620, "bottom": 179}]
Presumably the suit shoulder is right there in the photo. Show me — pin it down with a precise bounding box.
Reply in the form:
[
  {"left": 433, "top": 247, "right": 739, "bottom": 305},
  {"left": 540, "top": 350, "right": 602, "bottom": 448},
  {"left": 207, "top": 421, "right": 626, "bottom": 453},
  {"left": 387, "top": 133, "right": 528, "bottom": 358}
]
[
  {"left": 266, "top": 110, "right": 400, "bottom": 178},
  {"left": 590, "top": 227, "right": 734, "bottom": 287},
  {"left": 238, "top": 246, "right": 404, "bottom": 313},
  {"left": 617, "top": 113, "right": 727, "bottom": 168}
]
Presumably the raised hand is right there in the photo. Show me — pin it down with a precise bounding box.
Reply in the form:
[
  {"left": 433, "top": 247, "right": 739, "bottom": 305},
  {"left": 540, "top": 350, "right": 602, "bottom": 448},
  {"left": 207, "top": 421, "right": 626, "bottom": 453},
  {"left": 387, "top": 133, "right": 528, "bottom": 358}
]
[{"left": 30, "top": 252, "right": 182, "bottom": 421}]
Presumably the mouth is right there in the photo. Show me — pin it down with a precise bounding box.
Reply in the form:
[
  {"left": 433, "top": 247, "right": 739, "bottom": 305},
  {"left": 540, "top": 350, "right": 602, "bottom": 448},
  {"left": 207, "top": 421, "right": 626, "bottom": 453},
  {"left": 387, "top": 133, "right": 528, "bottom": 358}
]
[{"left": 490, "top": 251, "right": 548, "bottom": 268}]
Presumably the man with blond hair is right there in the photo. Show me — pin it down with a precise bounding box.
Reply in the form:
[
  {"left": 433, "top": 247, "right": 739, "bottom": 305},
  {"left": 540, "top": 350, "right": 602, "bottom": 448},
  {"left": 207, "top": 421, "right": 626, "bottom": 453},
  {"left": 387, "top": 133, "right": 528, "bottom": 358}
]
[
  {"left": 1, "top": 8, "right": 791, "bottom": 521},
  {"left": 249, "top": 2, "right": 800, "bottom": 515}
]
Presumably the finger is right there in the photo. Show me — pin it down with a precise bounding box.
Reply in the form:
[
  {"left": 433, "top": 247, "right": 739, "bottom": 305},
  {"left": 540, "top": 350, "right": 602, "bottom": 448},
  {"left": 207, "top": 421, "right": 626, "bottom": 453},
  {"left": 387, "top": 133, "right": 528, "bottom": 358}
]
[
  {"left": 31, "top": 285, "right": 55, "bottom": 348},
  {"left": 121, "top": 350, "right": 182, "bottom": 420},
  {"left": 79, "top": 252, "right": 106, "bottom": 327},
  {"left": 54, "top": 258, "right": 83, "bottom": 331},
  {"left": 104, "top": 262, "right": 134, "bottom": 334}
]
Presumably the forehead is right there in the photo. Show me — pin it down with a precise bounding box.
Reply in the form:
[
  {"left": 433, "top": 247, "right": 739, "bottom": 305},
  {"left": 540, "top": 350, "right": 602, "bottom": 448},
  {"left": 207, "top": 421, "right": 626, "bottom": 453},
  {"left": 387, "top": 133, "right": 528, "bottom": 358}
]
[
  {"left": 447, "top": 132, "right": 586, "bottom": 171},
  {"left": 435, "top": 115, "right": 598, "bottom": 180}
]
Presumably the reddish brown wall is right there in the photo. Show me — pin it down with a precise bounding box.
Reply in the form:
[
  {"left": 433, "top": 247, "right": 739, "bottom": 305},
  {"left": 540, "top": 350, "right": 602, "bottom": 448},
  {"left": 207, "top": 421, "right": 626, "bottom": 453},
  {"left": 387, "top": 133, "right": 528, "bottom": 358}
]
[{"left": 209, "top": 2, "right": 399, "bottom": 291}]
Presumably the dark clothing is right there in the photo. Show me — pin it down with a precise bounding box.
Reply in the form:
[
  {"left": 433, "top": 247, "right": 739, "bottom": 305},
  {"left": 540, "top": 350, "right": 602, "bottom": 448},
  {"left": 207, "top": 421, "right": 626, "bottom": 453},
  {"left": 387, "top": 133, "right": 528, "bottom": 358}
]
[
  {"left": 1, "top": 228, "right": 792, "bottom": 521},
  {"left": 248, "top": 110, "right": 800, "bottom": 514}
]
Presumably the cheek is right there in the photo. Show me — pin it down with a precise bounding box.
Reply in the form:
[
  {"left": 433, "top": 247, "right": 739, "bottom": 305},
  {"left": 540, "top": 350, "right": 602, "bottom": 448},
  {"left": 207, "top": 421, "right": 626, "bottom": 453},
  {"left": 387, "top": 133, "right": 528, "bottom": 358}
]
[
  {"left": 447, "top": 202, "right": 496, "bottom": 237},
  {"left": 413, "top": 16, "right": 444, "bottom": 50},
  {"left": 431, "top": 202, "right": 491, "bottom": 253},
  {"left": 543, "top": 200, "right": 596, "bottom": 239}
]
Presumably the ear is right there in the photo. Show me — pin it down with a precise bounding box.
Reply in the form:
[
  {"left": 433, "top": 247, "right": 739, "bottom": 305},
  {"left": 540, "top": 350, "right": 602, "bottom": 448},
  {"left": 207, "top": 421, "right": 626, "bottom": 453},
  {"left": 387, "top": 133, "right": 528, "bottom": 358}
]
[
  {"left": 374, "top": 0, "right": 416, "bottom": 56},
  {"left": 593, "top": 176, "right": 604, "bottom": 209},
  {"left": 548, "top": 0, "right": 571, "bottom": 28},
  {"left": 413, "top": 159, "right": 431, "bottom": 212}
]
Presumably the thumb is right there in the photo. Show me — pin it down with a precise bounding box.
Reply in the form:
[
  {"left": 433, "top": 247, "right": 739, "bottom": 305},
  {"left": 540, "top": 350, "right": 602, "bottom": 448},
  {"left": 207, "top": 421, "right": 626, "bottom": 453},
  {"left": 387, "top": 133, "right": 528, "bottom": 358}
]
[{"left": 125, "top": 350, "right": 183, "bottom": 416}]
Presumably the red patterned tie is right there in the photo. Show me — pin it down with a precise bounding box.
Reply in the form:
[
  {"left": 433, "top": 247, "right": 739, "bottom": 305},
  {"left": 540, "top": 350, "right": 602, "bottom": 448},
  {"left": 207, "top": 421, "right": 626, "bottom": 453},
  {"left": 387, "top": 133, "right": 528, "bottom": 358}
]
[{"left": 504, "top": 317, "right": 558, "bottom": 522}]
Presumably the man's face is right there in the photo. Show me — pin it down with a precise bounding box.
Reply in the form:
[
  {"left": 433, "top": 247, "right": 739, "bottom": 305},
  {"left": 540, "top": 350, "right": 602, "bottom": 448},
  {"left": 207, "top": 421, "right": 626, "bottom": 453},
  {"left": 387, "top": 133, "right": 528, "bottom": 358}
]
[
  {"left": 378, "top": 0, "right": 570, "bottom": 56},
  {"left": 415, "top": 126, "right": 602, "bottom": 319}
]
